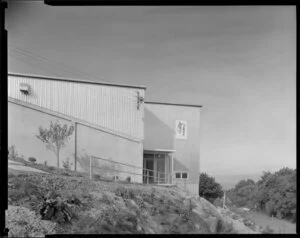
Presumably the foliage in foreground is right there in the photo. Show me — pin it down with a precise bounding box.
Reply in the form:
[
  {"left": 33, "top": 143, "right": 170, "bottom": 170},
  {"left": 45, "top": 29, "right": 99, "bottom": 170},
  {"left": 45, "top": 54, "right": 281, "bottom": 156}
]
[{"left": 7, "top": 169, "right": 244, "bottom": 235}]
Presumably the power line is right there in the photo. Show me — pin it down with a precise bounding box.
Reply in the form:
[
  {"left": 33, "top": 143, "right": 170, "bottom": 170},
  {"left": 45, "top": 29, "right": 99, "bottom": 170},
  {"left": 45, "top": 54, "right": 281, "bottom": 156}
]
[
  {"left": 8, "top": 44, "right": 141, "bottom": 96},
  {"left": 9, "top": 47, "right": 141, "bottom": 97},
  {"left": 9, "top": 51, "right": 62, "bottom": 77},
  {"left": 8, "top": 43, "right": 100, "bottom": 81},
  {"left": 9, "top": 52, "right": 140, "bottom": 105}
]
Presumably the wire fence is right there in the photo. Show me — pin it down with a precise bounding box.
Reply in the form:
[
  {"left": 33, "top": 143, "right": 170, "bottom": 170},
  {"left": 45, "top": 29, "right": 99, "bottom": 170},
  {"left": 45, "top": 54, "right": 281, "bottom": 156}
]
[{"left": 89, "top": 155, "right": 174, "bottom": 185}]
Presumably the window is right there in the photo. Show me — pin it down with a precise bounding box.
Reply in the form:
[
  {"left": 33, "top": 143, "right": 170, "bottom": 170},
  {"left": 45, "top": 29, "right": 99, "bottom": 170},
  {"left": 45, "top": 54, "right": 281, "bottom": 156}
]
[{"left": 174, "top": 172, "right": 189, "bottom": 179}]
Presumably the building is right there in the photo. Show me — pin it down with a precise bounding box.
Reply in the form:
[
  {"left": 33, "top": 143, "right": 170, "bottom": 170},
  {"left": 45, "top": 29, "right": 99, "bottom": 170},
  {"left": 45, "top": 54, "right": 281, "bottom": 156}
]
[
  {"left": 144, "top": 102, "right": 201, "bottom": 195},
  {"left": 8, "top": 73, "right": 201, "bottom": 194}
]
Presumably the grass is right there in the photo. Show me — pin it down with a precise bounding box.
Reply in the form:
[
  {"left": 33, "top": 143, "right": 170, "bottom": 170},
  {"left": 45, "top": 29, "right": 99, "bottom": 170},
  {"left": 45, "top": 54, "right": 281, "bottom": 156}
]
[{"left": 9, "top": 156, "right": 89, "bottom": 178}]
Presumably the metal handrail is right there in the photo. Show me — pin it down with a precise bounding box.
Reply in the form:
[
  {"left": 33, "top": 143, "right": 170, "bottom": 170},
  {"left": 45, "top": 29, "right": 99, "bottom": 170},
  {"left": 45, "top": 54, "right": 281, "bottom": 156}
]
[
  {"left": 90, "top": 155, "right": 173, "bottom": 184},
  {"left": 91, "top": 155, "right": 171, "bottom": 177}
]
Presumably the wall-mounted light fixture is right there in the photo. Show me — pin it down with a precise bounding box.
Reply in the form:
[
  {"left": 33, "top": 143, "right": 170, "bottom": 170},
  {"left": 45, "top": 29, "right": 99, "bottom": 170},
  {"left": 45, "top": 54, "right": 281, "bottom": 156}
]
[
  {"left": 20, "top": 83, "right": 30, "bottom": 95},
  {"left": 137, "top": 92, "right": 144, "bottom": 110}
]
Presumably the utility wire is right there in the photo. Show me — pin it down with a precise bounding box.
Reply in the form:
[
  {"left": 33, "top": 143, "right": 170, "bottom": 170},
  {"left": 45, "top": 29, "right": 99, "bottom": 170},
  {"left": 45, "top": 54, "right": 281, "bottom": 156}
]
[
  {"left": 9, "top": 51, "right": 140, "bottom": 105},
  {"left": 9, "top": 48, "right": 141, "bottom": 98},
  {"left": 8, "top": 43, "right": 99, "bottom": 81},
  {"left": 8, "top": 43, "right": 143, "bottom": 96},
  {"left": 9, "top": 51, "right": 62, "bottom": 77}
]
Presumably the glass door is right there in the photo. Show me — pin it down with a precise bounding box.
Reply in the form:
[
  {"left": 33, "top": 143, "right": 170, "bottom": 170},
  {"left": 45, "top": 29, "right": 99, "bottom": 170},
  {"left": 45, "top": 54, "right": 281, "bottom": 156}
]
[
  {"left": 155, "top": 153, "right": 165, "bottom": 184},
  {"left": 143, "top": 154, "right": 154, "bottom": 184}
]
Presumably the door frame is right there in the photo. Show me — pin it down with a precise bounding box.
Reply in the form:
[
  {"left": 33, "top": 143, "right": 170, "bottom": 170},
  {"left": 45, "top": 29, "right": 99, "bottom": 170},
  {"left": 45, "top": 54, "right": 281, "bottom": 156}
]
[{"left": 143, "top": 151, "right": 168, "bottom": 184}]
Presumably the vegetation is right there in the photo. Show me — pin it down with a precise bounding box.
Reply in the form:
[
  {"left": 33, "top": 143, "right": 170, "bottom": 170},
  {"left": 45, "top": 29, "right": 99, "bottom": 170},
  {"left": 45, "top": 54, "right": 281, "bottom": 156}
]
[
  {"left": 199, "top": 173, "right": 224, "bottom": 204},
  {"left": 63, "top": 158, "right": 73, "bottom": 171},
  {"left": 8, "top": 145, "right": 18, "bottom": 160},
  {"left": 36, "top": 120, "right": 74, "bottom": 168},
  {"left": 8, "top": 161, "right": 262, "bottom": 235},
  {"left": 226, "top": 167, "right": 296, "bottom": 223},
  {"left": 28, "top": 157, "right": 37, "bottom": 164}
]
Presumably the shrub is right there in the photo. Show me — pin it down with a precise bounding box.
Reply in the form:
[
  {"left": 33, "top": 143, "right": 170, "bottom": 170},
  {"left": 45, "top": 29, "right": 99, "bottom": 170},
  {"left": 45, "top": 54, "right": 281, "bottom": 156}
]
[
  {"left": 63, "top": 158, "right": 73, "bottom": 171},
  {"left": 48, "top": 166, "right": 56, "bottom": 171},
  {"left": 28, "top": 157, "right": 37, "bottom": 164},
  {"left": 8, "top": 145, "right": 18, "bottom": 159},
  {"left": 93, "top": 174, "right": 101, "bottom": 181},
  {"left": 115, "top": 187, "right": 136, "bottom": 200},
  {"left": 199, "top": 173, "right": 224, "bottom": 204},
  {"left": 126, "top": 176, "right": 131, "bottom": 183},
  {"left": 262, "top": 225, "right": 274, "bottom": 234}
]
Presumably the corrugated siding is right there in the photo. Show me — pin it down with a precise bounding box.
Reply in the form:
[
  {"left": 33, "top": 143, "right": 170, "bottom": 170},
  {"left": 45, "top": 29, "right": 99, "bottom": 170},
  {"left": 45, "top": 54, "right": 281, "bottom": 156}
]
[{"left": 8, "top": 75, "right": 145, "bottom": 139}]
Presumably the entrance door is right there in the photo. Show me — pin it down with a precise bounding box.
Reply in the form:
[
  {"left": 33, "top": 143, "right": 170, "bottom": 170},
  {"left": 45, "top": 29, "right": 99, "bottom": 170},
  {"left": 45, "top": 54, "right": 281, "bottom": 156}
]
[
  {"left": 156, "top": 159, "right": 165, "bottom": 183},
  {"left": 144, "top": 158, "right": 154, "bottom": 184}
]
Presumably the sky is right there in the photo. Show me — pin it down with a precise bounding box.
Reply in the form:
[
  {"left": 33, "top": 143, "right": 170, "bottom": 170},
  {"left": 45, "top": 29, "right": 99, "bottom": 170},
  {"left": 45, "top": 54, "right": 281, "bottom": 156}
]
[{"left": 6, "top": 4, "right": 296, "bottom": 189}]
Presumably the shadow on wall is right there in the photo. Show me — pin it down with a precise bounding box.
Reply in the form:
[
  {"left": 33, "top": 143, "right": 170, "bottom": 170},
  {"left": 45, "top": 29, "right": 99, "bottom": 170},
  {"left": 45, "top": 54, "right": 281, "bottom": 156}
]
[
  {"left": 75, "top": 150, "right": 122, "bottom": 179},
  {"left": 144, "top": 108, "right": 175, "bottom": 150},
  {"left": 173, "top": 158, "right": 190, "bottom": 171}
]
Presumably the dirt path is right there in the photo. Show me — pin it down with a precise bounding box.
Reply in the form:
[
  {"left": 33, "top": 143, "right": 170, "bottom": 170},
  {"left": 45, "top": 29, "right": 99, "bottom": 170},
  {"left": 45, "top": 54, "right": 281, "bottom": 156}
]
[{"left": 247, "top": 211, "right": 296, "bottom": 234}]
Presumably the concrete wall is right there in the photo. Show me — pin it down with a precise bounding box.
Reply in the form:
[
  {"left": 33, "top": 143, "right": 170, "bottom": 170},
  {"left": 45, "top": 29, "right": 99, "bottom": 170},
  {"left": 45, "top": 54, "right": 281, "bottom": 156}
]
[
  {"left": 76, "top": 124, "right": 143, "bottom": 183},
  {"left": 8, "top": 102, "right": 75, "bottom": 168},
  {"left": 144, "top": 103, "right": 201, "bottom": 194},
  {"left": 8, "top": 101, "right": 143, "bottom": 183}
]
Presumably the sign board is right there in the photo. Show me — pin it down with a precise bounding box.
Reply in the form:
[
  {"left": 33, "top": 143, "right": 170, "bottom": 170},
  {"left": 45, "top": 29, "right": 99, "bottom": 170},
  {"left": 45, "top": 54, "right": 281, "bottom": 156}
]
[{"left": 175, "top": 120, "right": 187, "bottom": 139}]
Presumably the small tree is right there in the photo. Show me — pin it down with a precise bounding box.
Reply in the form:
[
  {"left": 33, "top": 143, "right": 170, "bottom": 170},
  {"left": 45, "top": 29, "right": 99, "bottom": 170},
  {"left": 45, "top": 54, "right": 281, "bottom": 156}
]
[
  {"left": 36, "top": 120, "right": 74, "bottom": 168},
  {"left": 199, "top": 172, "right": 224, "bottom": 204}
]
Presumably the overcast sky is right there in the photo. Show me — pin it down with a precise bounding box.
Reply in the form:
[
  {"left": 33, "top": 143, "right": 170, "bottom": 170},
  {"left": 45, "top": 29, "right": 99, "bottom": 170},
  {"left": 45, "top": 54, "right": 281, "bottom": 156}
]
[{"left": 6, "top": 4, "right": 296, "bottom": 187}]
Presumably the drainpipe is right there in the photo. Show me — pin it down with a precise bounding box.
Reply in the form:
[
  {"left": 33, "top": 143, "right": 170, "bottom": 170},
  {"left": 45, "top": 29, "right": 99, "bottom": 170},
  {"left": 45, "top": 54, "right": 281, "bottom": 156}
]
[{"left": 171, "top": 154, "right": 174, "bottom": 184}]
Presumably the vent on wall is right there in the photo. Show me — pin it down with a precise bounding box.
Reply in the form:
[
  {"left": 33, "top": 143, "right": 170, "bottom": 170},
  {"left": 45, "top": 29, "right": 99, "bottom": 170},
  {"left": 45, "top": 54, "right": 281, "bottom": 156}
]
[{"left": 20, "top": 83, "right": 30, "bottom": 95}]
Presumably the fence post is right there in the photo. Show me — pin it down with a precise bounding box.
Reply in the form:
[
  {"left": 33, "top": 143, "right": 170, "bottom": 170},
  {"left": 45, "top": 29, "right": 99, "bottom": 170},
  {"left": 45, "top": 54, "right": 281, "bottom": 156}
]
[
  {"left": 133, "top": 166, "right": 135, "bottom": 184},
  {"left": 147, "top": 170, "right": 149, "bottom": 184},
  {"left": 89, "top": 156, "right": 92, "bottom": 180},
  {"left": 74, "top": 122, "right": 77, "bottom": 171}
]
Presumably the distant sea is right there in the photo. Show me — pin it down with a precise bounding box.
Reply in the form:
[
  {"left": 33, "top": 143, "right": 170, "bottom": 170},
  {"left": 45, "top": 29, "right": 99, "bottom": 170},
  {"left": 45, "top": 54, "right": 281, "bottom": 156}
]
[{"left": 213, "top": 173, "right": 262, "bottom": 190}]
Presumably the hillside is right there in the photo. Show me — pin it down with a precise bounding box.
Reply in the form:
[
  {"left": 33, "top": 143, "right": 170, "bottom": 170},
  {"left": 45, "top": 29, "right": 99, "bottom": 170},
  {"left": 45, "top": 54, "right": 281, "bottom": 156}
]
[{"left": 6, "top": 163, "right": 263, "bottom": 236}]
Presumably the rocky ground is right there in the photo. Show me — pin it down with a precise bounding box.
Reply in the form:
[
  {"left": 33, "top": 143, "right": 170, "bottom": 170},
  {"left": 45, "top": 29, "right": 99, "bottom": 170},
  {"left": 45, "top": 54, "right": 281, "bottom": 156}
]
[{"left": 6, "top": 165, "right": 262, "bottom": 236}]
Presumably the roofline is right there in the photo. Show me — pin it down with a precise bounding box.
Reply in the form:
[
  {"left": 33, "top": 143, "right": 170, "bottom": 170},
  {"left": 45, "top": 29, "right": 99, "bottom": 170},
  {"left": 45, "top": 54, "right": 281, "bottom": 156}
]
[
  {"left": 8, "top": 72, "right": 147, "bottom": 90},
  {"left": 144, "top": 149, "right": 176, "bottom": 153},
  {"left": 145, "top": 101, "right": 202, "bottom": 108}
]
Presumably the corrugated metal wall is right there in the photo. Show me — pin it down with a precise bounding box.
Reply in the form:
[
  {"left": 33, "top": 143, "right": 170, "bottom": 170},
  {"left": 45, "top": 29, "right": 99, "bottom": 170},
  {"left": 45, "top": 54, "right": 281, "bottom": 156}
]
[{"left": 8, "top": 74, "right": 145, "bottom": 140}]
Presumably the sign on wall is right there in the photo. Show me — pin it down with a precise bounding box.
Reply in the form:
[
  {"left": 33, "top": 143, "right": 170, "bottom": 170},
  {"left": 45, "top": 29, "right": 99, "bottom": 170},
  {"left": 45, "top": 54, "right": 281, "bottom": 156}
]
[{"left": 175, "top": 120, "right": 187, "bottom": 139}]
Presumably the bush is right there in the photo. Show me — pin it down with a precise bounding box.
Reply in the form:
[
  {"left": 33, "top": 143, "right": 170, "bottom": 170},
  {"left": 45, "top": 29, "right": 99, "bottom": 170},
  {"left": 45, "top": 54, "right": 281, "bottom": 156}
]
[
  {"left": 28, "top": 157, "right": 37, "bottom": 164},
  {"left": 93, "top": 174, "right": 101, "bottom": 181},
  {"left": 8, "top": 145, "right": 18, "bottom": 159},
  {"left": 265, "top": 201, "right": 275, "bottom": 217},
  {"left": 199, "top": 173, "right": 224, "bottom": 204},
  {"left": 262, "top": 225, "right": 274, "bottom": 234},
  {"left": 126, "top": 176, "right": 131, "bottom": 183},
  {"left": 63, "top": 158, "right": 73, "bottom": 171}
]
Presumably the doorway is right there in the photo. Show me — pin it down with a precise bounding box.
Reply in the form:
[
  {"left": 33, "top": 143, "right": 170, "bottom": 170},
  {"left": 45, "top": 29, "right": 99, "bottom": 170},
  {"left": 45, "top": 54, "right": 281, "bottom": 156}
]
[
  {"left": 143, "top": 157, "right": 155, "bottom": 184},
  {"left": 143, "top": 152, "right": 169, "bottom": 184}
]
